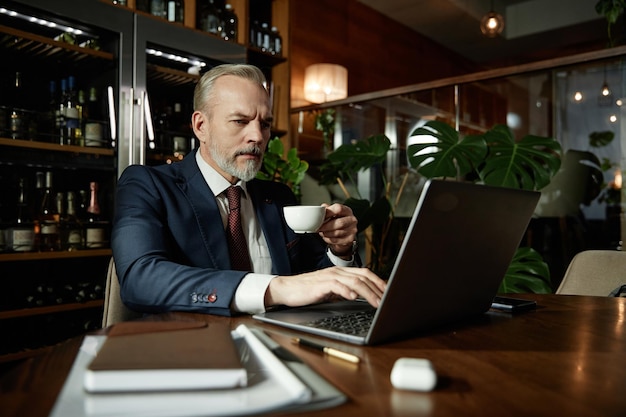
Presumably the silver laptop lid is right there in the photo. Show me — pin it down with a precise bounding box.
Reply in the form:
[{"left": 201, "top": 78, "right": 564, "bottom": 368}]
[{"left": 365, "top": 179, "right": 540, "bottom": 344}]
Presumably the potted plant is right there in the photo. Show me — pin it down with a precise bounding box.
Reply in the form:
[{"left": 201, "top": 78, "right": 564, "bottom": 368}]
[
  {"left": 320, "top": 120, "right": 562, "bottom": 293},
  {"left": 256, "top": 137, "right": 309, "bottom": 203},
  {"left": 314, "top": 108, "right": 336, "bottom": 155}
]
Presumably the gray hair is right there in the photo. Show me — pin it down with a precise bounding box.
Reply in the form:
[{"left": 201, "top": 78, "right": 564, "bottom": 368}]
[{"left": 193, "top": 64, "right": 267, "bottom": 113}]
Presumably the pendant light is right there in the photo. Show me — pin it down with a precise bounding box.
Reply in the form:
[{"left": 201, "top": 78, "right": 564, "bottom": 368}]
[
  {"left": 304, "top": 63, "right": 348, "bottom": 103},
  {"left": 598, "top": 66, "right": 612, "bottom": 106},
  {"left": 480, "top": 1, "right": 504, "bottom": 38}
]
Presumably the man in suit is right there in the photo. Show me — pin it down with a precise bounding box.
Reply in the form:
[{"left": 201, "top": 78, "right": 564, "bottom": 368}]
[{"left": 112, "top": 64, "right": 386, "bottom": 316}]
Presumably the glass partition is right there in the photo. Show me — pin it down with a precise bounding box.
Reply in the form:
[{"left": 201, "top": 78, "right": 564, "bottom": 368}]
[{"left": 291, "top": 47, "right": 626, "bottom": 284}]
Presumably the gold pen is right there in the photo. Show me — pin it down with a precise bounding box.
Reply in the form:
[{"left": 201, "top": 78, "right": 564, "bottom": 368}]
[{"left": 292, "top": 337, "right": 360, "bottom": 364}]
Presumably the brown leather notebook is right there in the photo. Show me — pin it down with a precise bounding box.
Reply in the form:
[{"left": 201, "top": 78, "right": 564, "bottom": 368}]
[{"left": 84, "top": 321, "right": 247, "bottom": 392}]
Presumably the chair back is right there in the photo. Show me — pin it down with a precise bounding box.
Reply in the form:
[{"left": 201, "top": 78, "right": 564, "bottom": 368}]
[
  {"left": 556, "top": 250, "right": 626, "bottom": 296},
  {"left": 102, "top": 258, "right": 142, "bottom": 327}
]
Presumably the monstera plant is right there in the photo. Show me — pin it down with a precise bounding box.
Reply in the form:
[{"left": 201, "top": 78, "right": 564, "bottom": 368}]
[{"left": 321, "top": 120, "right": 562, "bottom": 293}]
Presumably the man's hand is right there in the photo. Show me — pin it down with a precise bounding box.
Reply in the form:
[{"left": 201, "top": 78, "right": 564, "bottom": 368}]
[
  {"left": 264, "top": 266, "right": 387, "bottom": 309},
  {"left": 317, "top": 203, "right": 358, "bottom": 259}
]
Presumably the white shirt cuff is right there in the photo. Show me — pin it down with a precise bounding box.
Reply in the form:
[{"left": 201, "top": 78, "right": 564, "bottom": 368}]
[
  {"left": 232, "top": 273, "right": 276, "bottom": 314},
  {"left": 327, "top": 247, "right": 355, "bottom": 266}
]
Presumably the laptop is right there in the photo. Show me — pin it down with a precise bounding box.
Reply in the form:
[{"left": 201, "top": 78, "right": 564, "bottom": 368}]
[{"left": 253, "top": 179, "right": 540, "bottom": 345}]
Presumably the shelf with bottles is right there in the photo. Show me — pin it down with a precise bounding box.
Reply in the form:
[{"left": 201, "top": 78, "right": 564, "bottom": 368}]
[
  {"left": 0, "top": 8, "right": 117, "bottom": 150},
  {"left": 104, "top": 0, "right": 286, "bottom": 59},
  {"left": 0, "top": 167, "right": 114, "bottom": 255},
  {"left": 146, "top": 54, "right": 198, "bottom": 164},
  {"left": 0, "top": 137, "right": 115, "bottom": 157},
  {"left": 147, "top": 63, "right": 201, "bottom": 87},
  {"left": 0, "top": 22, "right": 114, "bottom": 64}
]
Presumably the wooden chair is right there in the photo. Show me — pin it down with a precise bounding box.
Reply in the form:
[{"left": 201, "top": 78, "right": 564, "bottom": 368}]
[
  {"left": 556, "top": 250, "right": 626, "bottom": 296},
  {"left": 102, "top": 258, "right": 142, "bottom": 328}
]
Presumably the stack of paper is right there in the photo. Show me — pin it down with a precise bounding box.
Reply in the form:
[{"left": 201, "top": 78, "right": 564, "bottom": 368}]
[{"left": 49, "top": 322, "right": 346, "bottom": 417}]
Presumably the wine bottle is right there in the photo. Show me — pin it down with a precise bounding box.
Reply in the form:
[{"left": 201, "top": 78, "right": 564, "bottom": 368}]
[
  {"left": 150, "top": 0, "right": 166, "bottom": 19},
  {"left": 60, "top": 191, "right": 83, "bottom": 251},
  {"left": 57, "top": 78, "right": 67, "bottom": 145},
  {"left": 84, "top": 181, "right": 109, "bottom": 249},
  {"left": 250, "top": 20, "right": 261, "bottom": 48},
  {"left": 6, "top": 177, "right": 36, "bottom": 252},
  {"left": 38, "top": 171, "right": 61, "bottom": 251},
  {"left": 76, "top": 88, "right": 85, "bottom": 146},
  {"left": 9, "top": 71, "right": 25, "bottom": 140},
  {"left": 171, "top": 102, "right": 188, "bottom": 155},
  {"left": 64, "top": 75, "right": 81, "bottom": 145},
  {"left": 220, "top": 3, "right": 238, "bottom": 42},
  {"left": 84, "top": 87, "right": 104, "bottom": 147},
  {"left": 199, "top": 0, "right": 220, "bottom": 34},
  {"left": 166, "top": 0, "right": 183, "bottom": 23},
  {"left": 271, "top": 26, "right": 282, "bottom": 56},
  {"left": 260, "top": 23, "right": 271, "bottom": 52}
]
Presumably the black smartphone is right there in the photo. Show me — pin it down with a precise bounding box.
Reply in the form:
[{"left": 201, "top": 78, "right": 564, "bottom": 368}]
[{"left": 491, "top": 296, "right": 537, "bottom": 313}]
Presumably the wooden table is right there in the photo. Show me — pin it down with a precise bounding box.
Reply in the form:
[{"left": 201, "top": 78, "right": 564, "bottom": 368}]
[{"left": 1, "top": 294, "right": 625, "bottom": 417}]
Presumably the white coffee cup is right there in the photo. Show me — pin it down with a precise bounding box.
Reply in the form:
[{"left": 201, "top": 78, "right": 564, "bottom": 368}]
[{"left": 283, "top": 205, "right": 326, "bottom": 233}]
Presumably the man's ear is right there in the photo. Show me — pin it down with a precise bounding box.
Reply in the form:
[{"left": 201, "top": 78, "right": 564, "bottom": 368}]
[{"left": 191, "top": 111, "right": 207, "bottom": 139}]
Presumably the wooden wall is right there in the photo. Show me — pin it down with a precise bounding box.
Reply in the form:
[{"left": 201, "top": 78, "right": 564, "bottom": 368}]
[{"left": 288, "top": 0, "right": 481, "bottom": 108}]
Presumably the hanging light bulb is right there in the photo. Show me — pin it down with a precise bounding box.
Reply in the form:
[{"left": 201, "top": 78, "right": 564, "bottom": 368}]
[
  {"left": 598, "top": 66, "right": 613, "bottom": 106},
  {"left": 480, "top": 1, "right": 504, "bottom": 37},
  {"left": 574, "top": 91, "right": 583, "bottom": 102}
]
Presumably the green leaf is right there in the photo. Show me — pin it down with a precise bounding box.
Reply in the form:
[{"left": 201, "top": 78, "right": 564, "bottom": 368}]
[
  {"left": 499, "top": 247, "right": 553, "bottom": 294},
  {"left": 320, "top": 134, "right": 391, "bottom": 185},
  {"left": 596, "top": 0, "right": 626, "bottom": 24},
  {"left": 478, "top": 125, "right": 562, "bottom": 191},
  {"left": 407, "top": 120, "right": 488, "bottom": 179},
  {"left": 589, "top": 130, "right": 615, "bottom": 147},
  {"left": 267, "top": 137, "right": 284, "bottom": 155},
  {"left": 256, "top": 137, "right": 309, "bottom": 201}
]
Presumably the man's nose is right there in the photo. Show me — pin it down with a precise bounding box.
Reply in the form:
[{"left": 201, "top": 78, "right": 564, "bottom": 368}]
[{"left": 246, "top": 121, "right": 267, "bottom": 142}]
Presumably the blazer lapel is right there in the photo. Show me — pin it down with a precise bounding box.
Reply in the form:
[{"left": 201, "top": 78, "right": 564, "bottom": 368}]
[{"left": 174, "top": 153, "right": 231, "bottom": 269}]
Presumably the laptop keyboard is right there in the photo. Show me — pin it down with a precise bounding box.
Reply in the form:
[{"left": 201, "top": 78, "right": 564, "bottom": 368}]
[{"left": 303, "top": 309, "right": 375, "bottom": 336}]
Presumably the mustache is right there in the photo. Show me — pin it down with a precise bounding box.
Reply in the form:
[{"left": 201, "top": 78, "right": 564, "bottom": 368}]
[{"left": 235, "top": 145, "right": 263, "bottom": 157}]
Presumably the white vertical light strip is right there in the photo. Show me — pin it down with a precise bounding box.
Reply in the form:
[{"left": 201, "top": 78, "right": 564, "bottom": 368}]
[
  {"left": 128, "top": 88, "right": 135, "bottom": 166},
  {"left": 107, "top": 86, "right": 116, "bottom": 146},
  {"left": 143, "top": 90, "right": 155, "bottom": 143}
]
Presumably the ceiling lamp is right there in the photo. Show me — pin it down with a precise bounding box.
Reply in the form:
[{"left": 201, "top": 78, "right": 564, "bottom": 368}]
[
  {"left": 304, "top": 63, "right": 348, "bottom": 103},
  {"left": 480, "top": 1, "right": 504, "bottom": 38}
]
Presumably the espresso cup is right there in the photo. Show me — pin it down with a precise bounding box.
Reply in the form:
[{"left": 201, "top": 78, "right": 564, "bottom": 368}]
[{"left": 283, "top": 205, "right": 326, "bottom": 233}]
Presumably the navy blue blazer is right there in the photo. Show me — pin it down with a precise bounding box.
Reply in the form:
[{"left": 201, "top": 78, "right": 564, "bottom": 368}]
[{"left": 112, "top": 149, "right": 333, "bottom": 316}]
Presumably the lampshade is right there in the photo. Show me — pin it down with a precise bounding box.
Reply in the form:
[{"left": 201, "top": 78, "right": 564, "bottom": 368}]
[
  {"left": 304, "top": 63, "right": 348, "bottom": 103},
  {"left": 480, "top": 11, "right": 504, "bottom": 37}
]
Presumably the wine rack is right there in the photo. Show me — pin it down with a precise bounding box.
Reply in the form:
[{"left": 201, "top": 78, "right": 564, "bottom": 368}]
[{"left": 0, "top": 0, "right": 291, "bottom": 362}]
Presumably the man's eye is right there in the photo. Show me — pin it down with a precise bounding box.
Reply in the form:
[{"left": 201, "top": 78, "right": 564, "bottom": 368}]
[
  {"left": 261, "top": 121, "right": 271, "bottom": 130},
  {"left": 234, "top": 120, "right": 248, "bottom": 125}
]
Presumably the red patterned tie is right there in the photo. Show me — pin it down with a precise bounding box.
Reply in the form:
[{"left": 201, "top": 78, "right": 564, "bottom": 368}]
[{"left": 226, "top": 186, "right": 252, "bottom": 271}]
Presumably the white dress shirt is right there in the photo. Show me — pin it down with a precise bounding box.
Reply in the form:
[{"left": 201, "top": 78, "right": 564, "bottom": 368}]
[{"left": 195, "top": 152, "right": 353, "bottom": 313}]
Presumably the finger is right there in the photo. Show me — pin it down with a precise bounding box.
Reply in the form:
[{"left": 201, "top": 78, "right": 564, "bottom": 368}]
[{"left": 332, "top": 268, "right": 386, "bottom": 305}]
